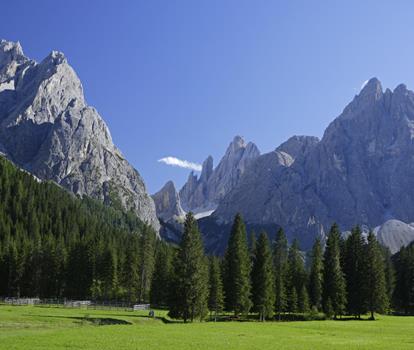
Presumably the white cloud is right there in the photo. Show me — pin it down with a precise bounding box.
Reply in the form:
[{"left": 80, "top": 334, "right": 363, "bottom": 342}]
[
  {"left": 360, "top": 79, "right": 369, "bottom": 90},
  {"left": 158, "top": 156, "right": 202, "bottom": 171}
]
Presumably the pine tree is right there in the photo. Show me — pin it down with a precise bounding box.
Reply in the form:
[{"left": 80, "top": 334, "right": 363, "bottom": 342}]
[
  {"left": 137, "top": 225, "right": 156, "bottom": 303},
  {"left": 251, "top": 232, "right": 275, "bottom": 321},
  {"left": 298, "top": 285, "right": 310, "bottom": 313},
  {"left": 382, "top": 247, "right": 395, "bottom": 312},
  {"left": 208, "top": 257, "right": 224, "bottom": 321},
  {"left": 223, "top": 213, "right": 252, "bottom": 316},
  {"left": 150, "top": 242, "right": 173, "bottom": 307},
  {"left": 273, "top": 228, "right": 288, "bottom": 320},
  {"left": 364, "top": 231, "right": 388, "bottom": 320},
  {"left": 286, "top": 239, "right": 306, "bottom": 313},
  {"left": 168, "top": 213, "right": 209, "bottom": 322},
  {"left": 322, "top": 223, "right": 346, "bottom": 319},
  {"left": 122, "top": 235, "right": 140, "bottom": 303},
  {"left": 309, "top": 238, "right": 323, "bottom": 311},
  {"left": 343, "top": 226, "right": 366, "bottom": 318}
]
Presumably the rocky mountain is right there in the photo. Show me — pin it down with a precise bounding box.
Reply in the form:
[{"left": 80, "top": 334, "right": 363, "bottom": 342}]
[
  {"left": 211, "top": 78, "right": 414, "bottom": 250},
  {"left": 152, "top": 181, "right": 185, "bottom": 222},
  {"left": 179, "top": 136, "right": 260, "bottom": 214},
  {"left": 0, "top": 39, "right": 159, "bottom": 230},
  {"left": 373, "top": 220, "right": 414, "bottom": 254}
]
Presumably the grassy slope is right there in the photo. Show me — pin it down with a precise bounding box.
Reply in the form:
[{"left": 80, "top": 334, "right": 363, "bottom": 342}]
[{"left": 0, "top": 306, "right": 413, "bottom": 350}]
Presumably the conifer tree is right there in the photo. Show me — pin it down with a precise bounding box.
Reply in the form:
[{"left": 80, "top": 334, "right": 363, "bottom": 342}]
[
  {"left": 286, "top": 239, "right": 306, "bottom": 313},
  {"left": 298, "top": 285, "right": 310, "bottom": 313},
  {"left": 150, "top": 242, "right": 173, "bottom": 307},
  {"left": 364, "top": 231, "right": 388, "bottom": 320},
  {"left": 223, "top": 213, "right": 252, "bottom": 316},
  {"left": 273, "top": 228, "right": 288, "bottom": 319},
  {"left": 122, "top": 235, "right": 140, "bottom": 303},
  {"left": 251, "top": 232, "right": 275, "bottom": 321},
  {"left": 168, "top": 213, "right": 209, "bottom": 322},
  {"left": 344, "top": 226, "right": 366, "bottom": 318},
  {"left": 138, "top": 225, "right": 156, "bottom": 303},
  {"left": 322, "top": 223, "right": 346, "bottom": 319},
  {"left": 309, "top": 238, "right": 323, "bottom": 311},
  {"left": 208, "top": 256, "right": 224, "bottom": 321}
]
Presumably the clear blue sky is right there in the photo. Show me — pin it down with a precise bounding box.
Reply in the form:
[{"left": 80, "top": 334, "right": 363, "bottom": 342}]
[{"left": 2, "top": 1, "right": 414, "bottom": 193}]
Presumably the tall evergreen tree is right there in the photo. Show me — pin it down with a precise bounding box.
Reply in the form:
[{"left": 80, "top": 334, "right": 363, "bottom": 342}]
[
  {"left": 208, "top": 257, "right": 224, "bottom": 321},
  {"left": 273, "top": 228, "right": 288, "bottom": 319},
  {"left": 364, "top": 231, "right": 388, "bottom": 320},
  {"left": 286, "top": 239, "right": 306, "bottom": 313},
  {"left": 393, "top": 244, "right": 414, "bottom": 314},
  {"left": 223, "top": 213, "right": 252, "bottom": 316},
  {"left": 122, "top": 235, "right": 140, "bottom": 303},
  {"left": 309, "top": 238, "right": 323, "bottom": 311},
  {"left": 168, "top": 213, "right": 209, "bottom": 322},
  {"left": 252, "top": 232, "right": 275, "bottom": 321},
  {"left": 150, "top": 242, "right": 173, "bottom": 307},
  {"left": 343, "top": 226, "right": 366, "bottom": 318},
  {"left": 137, "top": 225, "right": 156, "bottom": 303},
  {"left": 322, "top": 223, "right": 346, "bottom": 319}
]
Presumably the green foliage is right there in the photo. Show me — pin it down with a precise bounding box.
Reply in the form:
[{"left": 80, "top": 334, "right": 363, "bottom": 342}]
[
  {"left": 168, "top": 213, "right": 209, "bottom": 322},
  {"left": 393, "top": 243, "right": 414, "bottom": 314},
  {"left": 309, "top": 238, "right": 323, "bottom": 311},
  {"left": 364, "top": 231, "right": 389, "bottom": 319},
  {"left": 322, "top": 223, "right": 346, "bottom": 318},
  {"left": 150, "top": 241, "right": 173, "bottom": 307},
  {"left": 273, "top": 228, "right": 288, "bottom": 318},
  {"left": 208, "top": 256, "right": 224, "bottom": 320},
  {"left": 223, "top": 213, "right": 252, "bottom": 316},
  {"left": 343, "top": 226, "right": 366, "bottom": 318},
  {"left": 286, "top": 239, "right": 306, "bottom": 313},
  {"left": 0, "top": 155, "right": 157, "bottom": 301},
  {"left": 251, "top": 231, "right": 275, "bottom": 321}
]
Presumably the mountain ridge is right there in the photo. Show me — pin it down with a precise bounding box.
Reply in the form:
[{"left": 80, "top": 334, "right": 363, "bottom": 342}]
[{"left": 0, "top": 39, "right": 159, "bottom": 230}]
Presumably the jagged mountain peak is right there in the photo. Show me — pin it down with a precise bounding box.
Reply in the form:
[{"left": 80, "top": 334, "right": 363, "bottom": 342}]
[
  {"left": 152, "top": 180, "right": 185, "bottom": 222},
  {"left": 0, "top": 39, "right": 159, "bottom": 231},
  {"left": 0, "top": 39, "right": 25, "bottom": 62}
]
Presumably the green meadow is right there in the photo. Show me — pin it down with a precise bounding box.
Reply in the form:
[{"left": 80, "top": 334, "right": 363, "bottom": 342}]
[{"left": 0, "top": 305, "right": 413, "bottom": 350}]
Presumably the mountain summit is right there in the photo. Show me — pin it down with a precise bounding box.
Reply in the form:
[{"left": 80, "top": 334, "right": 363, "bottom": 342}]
[{"left": 0, "top": 39, "right": 159, "bottom": 230}]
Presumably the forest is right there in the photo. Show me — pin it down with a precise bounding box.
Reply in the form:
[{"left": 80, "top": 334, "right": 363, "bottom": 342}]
[{"left": 0, "top": 156, "right": 413, "bottom": 321}]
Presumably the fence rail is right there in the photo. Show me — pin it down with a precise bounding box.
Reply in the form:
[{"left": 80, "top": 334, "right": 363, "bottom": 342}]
[{"left": 0, "top": 298, "right": 151, "bottom": 312}]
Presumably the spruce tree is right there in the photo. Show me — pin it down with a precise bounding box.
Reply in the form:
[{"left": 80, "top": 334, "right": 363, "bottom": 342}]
[
  {"left": 364, "top": 231, "right": 388, "bottom": 320},
  {"left": 309, "top": 238, "right": 323, "bottom": 311},
  {"left": 322, "top": 223, "right": 346, "bottom": 319},
  {"left": 298, "top": 285, "right": 310, "bottom": 313},
  {"left": 208, "top": 257, "right": 224, "bottom": 321},
  {"left": 286, "top": 239, "right": 306, "bottom": 313},
  {"left": 168, "top": 213, "right": 209, "bottom": 322},
  {"left": 150, "top": 242, "right": 173, "bottom": 307},
  {"left": 223, "top": 213, "right": 252, "bottom": 316},
  {"left": 122, "top": 235, "right": 140, "bottom": 303},
  {"left": 251, "top": 232, "right": 275, "bottom": 321},
  {"left": 344, "top": 226, "right": 366, "bottom": 318},
  {"left": 273, "top": 228, "right": 288, "bottom": 319},
  {"left": 138, "top": 225, "right": 156, "bottom": 303}
]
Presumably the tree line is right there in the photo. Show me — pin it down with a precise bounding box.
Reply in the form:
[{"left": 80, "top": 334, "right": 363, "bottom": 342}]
[
  {"left": 160, "top": 213, "right": 414, "bottom": 322},
  {"left": 0, "top": 156, "right": 161, "bottom": 301},
  {"left": 0, "top": 155, "right": 413, "bottom": 320}
]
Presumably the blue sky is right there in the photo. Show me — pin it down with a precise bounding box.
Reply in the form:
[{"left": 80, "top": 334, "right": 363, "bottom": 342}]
[{"left": 2, "top": 1, "right": 414, "bottom": 193}]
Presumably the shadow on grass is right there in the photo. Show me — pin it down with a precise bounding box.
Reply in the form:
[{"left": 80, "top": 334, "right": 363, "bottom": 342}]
[{"left": 25, "top": 314, "right": 132, "bottom": 326}]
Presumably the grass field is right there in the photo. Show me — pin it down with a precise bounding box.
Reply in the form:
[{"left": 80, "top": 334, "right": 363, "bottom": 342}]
[{"left": 1, "top": 305, "right": 414, "bottom": 350}]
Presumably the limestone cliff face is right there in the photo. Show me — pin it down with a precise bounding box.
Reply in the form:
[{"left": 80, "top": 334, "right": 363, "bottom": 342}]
[
  {"left": 179, "top": 136, "right": 260, "bottom": 213},
  {"left": 0, "top": 39, "right": 159, "bottom": 230},
  {"left": 152, "top": 181, "right": 185, "bottom": 221},
  {"left": 213, "top": 78, "right": 414, "bottom": 249}
]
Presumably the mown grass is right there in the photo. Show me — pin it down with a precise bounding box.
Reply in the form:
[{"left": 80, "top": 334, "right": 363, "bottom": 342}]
[{"left": 0, "top": 305, "right": 413, "bottom": 350}]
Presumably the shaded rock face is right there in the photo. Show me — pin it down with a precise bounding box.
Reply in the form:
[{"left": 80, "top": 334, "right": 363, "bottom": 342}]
[
  {"left": 0, "top": 39, "right": 159, "bottom": 230},
  {"left": 152, "top": 181, "right": 185, "bottom": 221},
  {"left": 213, "top": 78, "right": 414, "bottom": 249},
  {"left": 179, "top": 136, "right": 260, "bottom": 213}
]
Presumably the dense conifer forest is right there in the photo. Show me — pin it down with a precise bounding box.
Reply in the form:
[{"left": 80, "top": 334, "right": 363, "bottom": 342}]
[{"left": 0, "top": 156, "right": 413, "bottom": 321}]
